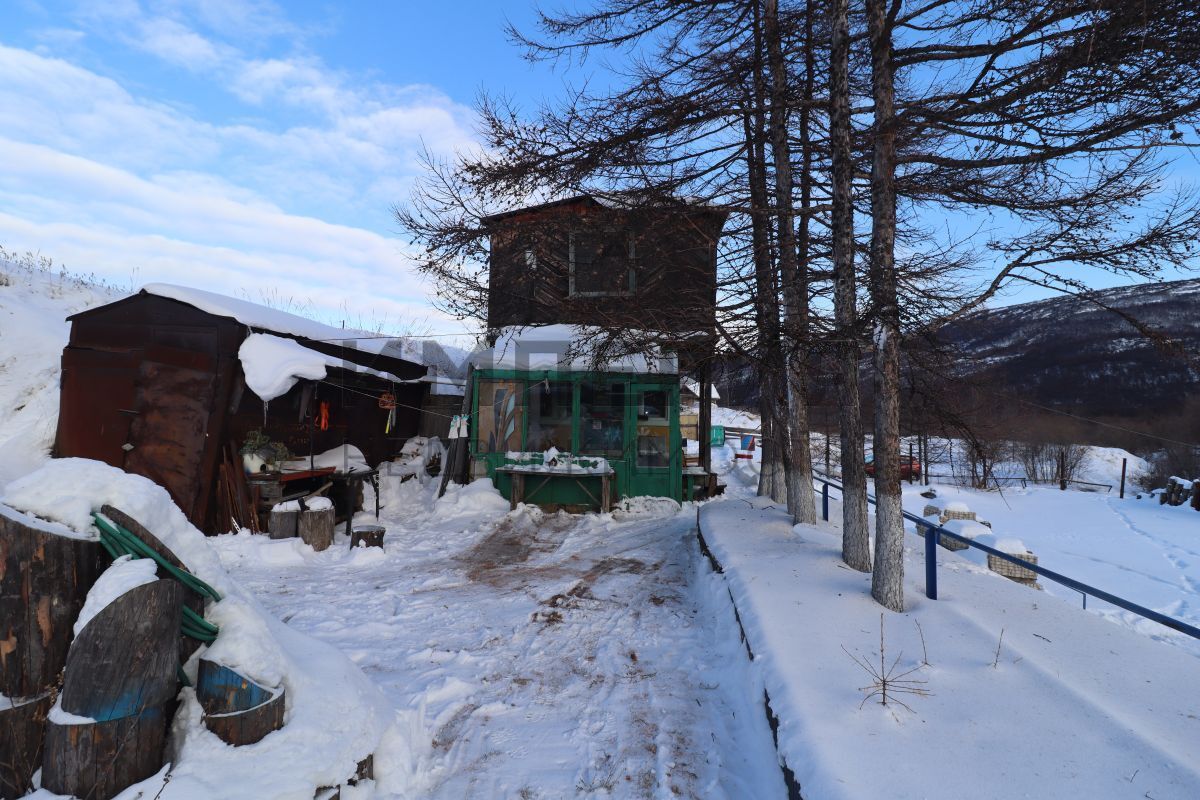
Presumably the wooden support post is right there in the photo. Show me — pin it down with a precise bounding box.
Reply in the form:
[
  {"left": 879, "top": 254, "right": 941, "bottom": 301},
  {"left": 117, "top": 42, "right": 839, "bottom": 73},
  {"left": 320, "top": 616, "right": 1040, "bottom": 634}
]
[
  {"left": 1119, "top": 458, "right": 1127, "bottom": 499},
  {"left": 298, "top": 506, "right": 335, "bottom": 552},
  {"left": 699, "top": 363, "right": 712, "bottom": 474}
]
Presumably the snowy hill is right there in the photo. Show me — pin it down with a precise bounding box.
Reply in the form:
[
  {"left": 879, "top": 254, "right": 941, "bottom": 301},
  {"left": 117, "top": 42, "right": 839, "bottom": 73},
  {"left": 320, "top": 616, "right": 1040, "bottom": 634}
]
[
  {"left": 0, "top": 254, "right": 123, "bottom": 485},
  {"left": 713, "top": 277, "right": 1200, "bottom": 416},
  {"left": 939, "top": 277, "right": 1200, "bottom": 415}
]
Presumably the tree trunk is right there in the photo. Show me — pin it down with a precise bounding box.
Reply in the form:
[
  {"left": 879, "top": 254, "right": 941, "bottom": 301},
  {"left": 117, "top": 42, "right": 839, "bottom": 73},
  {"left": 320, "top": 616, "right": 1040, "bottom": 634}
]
[
  {"left": 867, "top": 0, "right": 905, "bottom": 612},
  {"left": 828, "top": 0, "right": 871, "bottom": 571},
  {"left": 744, "top": 3, "right": 785, "bottom": 503},
  {"left": 765, "top": 0, "right": 816, "bottom": 525}
]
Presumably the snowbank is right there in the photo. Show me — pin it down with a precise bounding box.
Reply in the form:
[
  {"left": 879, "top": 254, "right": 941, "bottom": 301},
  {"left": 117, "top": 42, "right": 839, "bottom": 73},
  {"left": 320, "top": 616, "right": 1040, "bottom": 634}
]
[
  {"left": 1, "top": 459, "right": 395, "bottom": 799},
  {"left": 698, "top": 498, "right": 1200, "bottom": 800}
]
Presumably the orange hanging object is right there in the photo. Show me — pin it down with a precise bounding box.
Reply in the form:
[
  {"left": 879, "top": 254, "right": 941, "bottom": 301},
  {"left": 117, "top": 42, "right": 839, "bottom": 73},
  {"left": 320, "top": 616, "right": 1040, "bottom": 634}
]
[
  {"left": 318, "top": 401, "right": 330, "bottom": 431},
  {"left": 378, "top": 392, "right": 397, "bottom": 410}
]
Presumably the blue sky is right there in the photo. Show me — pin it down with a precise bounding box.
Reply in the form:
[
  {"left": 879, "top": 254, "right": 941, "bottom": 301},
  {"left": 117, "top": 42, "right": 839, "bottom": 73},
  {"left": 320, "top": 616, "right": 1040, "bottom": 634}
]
[
  {"left": 1, "top": 1, "right": 1195, "bottom": 342},
  {"left": 0, "top": 0, "right": 559, "bottom": 339}
]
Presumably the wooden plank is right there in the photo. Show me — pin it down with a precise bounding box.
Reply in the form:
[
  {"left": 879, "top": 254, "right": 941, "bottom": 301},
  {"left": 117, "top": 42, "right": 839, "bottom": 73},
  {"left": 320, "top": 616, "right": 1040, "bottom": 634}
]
[
  {"left": 0, "top": 505, "right": 104, "bottom": 699},
  {"left": 60, "top": 580, "right": 182, "bottom": 722},
  {"left": 42, "top": 704, "right": 169, "bottom": 800},
  {"left": 0, "top": 692, "right": 51, "bottom": 799}
]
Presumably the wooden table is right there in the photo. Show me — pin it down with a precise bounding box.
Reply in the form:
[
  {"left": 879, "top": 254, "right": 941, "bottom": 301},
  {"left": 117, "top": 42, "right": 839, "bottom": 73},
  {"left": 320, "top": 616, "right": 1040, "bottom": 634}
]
[{"left": 496, "top": 466, "right": 614, "bottom": 513}]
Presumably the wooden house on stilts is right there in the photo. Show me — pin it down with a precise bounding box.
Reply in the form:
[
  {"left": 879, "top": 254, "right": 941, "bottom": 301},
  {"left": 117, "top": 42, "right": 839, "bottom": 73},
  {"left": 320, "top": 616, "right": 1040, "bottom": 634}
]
[{"left": 452, "top": 194, "right": 727, "bottom": 510}]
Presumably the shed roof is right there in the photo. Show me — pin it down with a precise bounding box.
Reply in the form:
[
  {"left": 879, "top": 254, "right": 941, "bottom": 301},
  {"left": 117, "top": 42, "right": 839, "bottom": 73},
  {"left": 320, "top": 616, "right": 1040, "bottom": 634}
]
[
  {"left": 480, "top": 193, "right": 728, "bottom": 227},
  {"left": 68, "top": 285, "right": 428, "bottom": 381}
]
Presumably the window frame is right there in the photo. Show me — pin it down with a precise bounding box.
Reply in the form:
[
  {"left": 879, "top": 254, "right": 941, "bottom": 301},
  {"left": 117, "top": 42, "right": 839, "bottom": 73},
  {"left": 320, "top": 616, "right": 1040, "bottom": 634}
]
[{"left": 568, "top": 228, "right": 637, "bottom": 297}]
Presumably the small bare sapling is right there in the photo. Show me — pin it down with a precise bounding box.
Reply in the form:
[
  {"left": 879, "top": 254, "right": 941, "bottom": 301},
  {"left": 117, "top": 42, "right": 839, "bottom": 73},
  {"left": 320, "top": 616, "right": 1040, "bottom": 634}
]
[{"left": 843, "top": 613, "right": 932, "bottom": 713}]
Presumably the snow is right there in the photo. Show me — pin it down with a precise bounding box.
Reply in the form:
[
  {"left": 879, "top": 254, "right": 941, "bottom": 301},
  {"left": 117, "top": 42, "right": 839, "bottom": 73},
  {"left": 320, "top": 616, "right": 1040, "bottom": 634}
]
[
  {"left": 73, "top": 554, "right": 158, "bottom": 636},
  {"left": 207, "top": 477, "right": 787, "bottom": 798},
  {"left": 48, "top": 697, "right": 96, "bottom": 726},
  {"left": 0, "top": 263, "right": 120, "bottom": 486},
  {"left": 500, "top": 450, "right": 612, "bottom": 474},
  {"left": 143, "top": 283, "right": 421, "bottom": 362},
  {"left": 699, "top": 497, "right": 1200, "bottom": 800},
  {"left": 238, "top": 333, "right": 331, "bottom": 402},
  {"left": 1, "top": 458, "right": 393, "bottom": 799},
  {"left": 472, "top": 324, "right": 678, "bottom": 373},
  {"left": 305, "top": 496, "right": 333, "bottom": 511},
  {"left": 282, "top": 444, "right": 371, "bottom": 473},
  {"left": 944, "top": 500, "right": 971, "bottom": 513},
  {"left": 994, "top": 537, "right": 1030, "bottom": 555}
]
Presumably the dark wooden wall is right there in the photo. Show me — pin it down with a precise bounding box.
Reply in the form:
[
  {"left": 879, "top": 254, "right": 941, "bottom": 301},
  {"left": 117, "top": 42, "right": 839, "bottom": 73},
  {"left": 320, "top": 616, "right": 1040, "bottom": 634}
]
[
  {"left": 485, "top": 200, "right": 725, "bottom": 336},
  {"left": 55, "top": 294, "right": 425, "bottom": 534}
]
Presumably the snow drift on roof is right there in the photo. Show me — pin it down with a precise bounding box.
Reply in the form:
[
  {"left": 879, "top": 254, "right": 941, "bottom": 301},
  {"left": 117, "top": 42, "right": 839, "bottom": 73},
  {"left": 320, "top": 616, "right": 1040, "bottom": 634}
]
[
  {"left": 142, "top": 283, "right": 421, "bottom": 362},
  {"left": 471, "top": 324, "right": 678, "bottom": 374},
  {"left": 238, "top": 333, "right": 406, "bottom": 402}
]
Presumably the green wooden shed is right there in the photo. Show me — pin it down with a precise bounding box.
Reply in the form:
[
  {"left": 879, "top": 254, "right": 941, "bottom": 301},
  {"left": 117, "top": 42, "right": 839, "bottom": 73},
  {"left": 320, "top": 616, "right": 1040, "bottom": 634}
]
[{"left": 467, "top": 326, "right": 683, "bottom": 509}]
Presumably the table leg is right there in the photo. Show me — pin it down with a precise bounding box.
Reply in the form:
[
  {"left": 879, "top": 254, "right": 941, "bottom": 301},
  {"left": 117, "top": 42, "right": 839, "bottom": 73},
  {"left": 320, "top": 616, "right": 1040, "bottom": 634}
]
[
  {"left": 345, "top": 478, "right": 354, "bottom": 538},
  {"left": 601, "top": 474, "right": 611, "bottom": 513},
  {"left": 510, "top": 473, "right": 521, "bottom": 511}
]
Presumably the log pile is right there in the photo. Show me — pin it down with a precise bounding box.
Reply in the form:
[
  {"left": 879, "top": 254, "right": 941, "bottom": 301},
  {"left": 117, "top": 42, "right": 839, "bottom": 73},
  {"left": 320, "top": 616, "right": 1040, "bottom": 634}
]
[{"left": 1158, "top": 477, "right": 1199, "bottom": 510}]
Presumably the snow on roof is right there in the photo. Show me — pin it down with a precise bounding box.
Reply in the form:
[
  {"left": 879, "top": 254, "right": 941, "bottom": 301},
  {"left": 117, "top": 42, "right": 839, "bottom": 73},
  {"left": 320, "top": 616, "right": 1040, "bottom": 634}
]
[
  {"left": 142, "top": 283, "right": 422, "bottom": 364},
  {"left": 238, "top": 333, "right": 405, "bottom": 402},
  {"left": 681, "top": 377, "right": 720, "bottom": 400},
  {"left": 471, "top": 324, "right": 678, "bottom": 374}
]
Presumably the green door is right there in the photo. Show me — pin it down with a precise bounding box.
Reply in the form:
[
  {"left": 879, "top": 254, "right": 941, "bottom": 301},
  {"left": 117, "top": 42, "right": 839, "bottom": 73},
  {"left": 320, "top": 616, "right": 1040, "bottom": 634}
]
[{"left": 628, "top": 383, "right": 677, "bottom": 499}]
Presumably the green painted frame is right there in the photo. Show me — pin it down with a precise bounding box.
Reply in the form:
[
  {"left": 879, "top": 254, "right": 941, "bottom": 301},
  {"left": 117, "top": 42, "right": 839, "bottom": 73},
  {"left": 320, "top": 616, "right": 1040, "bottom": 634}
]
[{"left": 470, "top": 368, "right": 681, "bottom": 505}]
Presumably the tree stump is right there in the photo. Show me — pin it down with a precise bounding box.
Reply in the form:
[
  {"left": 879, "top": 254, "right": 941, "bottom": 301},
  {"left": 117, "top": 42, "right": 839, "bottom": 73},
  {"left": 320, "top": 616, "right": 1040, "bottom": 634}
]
[
  {"left": 0, "top": 693, "right": 51, "bottom": 799},
  {"left": 269, "top": 504, "right": 300, "bottom": 539},
  {"left": 197, "top": 660, "right": 285, "bottom": 746},
  {"left": 298, "top": 507, "right": 335, "bottom": 552},
  {"left": 350, "top": 525, "right": 385, "bottom": 549},
  {"left": 0, "top": 504, "right": 103, "bottom": 699}
]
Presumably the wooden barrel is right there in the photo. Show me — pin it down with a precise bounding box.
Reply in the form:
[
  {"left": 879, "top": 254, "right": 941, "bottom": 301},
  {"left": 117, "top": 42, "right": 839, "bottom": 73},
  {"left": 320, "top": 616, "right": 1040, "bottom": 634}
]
[
  {"left": 41, "top": 579, "right": 181, "bottom": 800},
  {"left": 196, "top": 659, "right": 285, "bottom": 746},
  {"left": 42, "top": 705, "right": 170, "bottom": 800},
  {"left": 0, "top": 504, "right": 103, "bottom": 699},
  {"left": 100, "top": 506, "right": 207, "bottom": 661},
  {"left": 0, "top": 693, "right": 51, "bottom": 799},
  {"left": 299, "top": 507, "right": 335, "bottom": 552}
]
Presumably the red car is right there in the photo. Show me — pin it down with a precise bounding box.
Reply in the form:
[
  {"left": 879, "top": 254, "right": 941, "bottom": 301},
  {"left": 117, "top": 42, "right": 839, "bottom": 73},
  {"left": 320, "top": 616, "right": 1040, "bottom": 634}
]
[{"left": 864, "top": 454, "right": 921, "bottom": 480}]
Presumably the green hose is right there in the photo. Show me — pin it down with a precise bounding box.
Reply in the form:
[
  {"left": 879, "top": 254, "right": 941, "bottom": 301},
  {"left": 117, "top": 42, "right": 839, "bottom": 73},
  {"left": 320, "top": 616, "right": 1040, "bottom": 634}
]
[{"left": 90, "top": 512, "right": 221, "bottom": 644}]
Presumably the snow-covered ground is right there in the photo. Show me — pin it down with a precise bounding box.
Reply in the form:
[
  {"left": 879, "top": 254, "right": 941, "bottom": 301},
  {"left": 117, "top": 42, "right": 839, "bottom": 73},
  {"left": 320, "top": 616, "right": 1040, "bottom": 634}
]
[
  {"left": 209, "top": 479, "right": 786, "bottom": 798},
  {"left": 699, "top": 496, "right": 1200, "bottom": 800}
]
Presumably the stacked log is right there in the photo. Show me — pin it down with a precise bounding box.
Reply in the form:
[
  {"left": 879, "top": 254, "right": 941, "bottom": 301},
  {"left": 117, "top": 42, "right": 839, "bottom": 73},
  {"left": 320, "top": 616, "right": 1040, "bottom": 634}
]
[
  {"left": 0, "top": 505, "right": 103, "bottom": 798},
  {"left": 42, "top": 579, "right": 182, "bottom": 800}
]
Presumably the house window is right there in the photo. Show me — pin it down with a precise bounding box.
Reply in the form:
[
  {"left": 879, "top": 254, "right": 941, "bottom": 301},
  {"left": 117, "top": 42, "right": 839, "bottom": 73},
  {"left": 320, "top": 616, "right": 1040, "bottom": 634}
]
[
  {"left": 569, "top": 230, "right": 635, "bottom": 296},
  {"left": 476, "top": 379, "right": 524, "bottom": 453},
  {"left": 527, "top": 380, "right": 574, "bottom": 451},
  {"left": 580, "top": 381, "right": 625, "bottom": 457}
]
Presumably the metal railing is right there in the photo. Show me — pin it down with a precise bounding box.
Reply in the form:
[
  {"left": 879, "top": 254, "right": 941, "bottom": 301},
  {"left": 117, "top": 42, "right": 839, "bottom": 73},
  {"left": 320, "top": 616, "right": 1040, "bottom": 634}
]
[{"left": 812, "top": 472, "right": 1200, "bottom": 642}]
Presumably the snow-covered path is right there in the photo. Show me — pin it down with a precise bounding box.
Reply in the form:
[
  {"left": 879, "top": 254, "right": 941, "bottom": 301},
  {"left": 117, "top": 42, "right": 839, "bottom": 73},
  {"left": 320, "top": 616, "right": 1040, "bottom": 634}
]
[{"left": 212, "top": 481, "right": 786, "bottom": 799}]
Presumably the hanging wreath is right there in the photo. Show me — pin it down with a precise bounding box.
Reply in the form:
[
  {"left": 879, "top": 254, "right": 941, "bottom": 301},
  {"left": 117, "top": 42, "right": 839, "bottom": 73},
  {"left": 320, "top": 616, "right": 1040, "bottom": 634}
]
[{"left": 378, "top": 392, "right": 397, "bottom": 410}]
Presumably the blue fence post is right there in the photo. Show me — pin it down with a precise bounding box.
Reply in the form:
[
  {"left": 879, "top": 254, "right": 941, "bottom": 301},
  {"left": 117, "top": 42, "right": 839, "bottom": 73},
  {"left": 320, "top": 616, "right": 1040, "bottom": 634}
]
[
  {"left": 923, "top": 523, "right": 938, "bottom": 600},
  {"left": 821, "top": 482, "right": 829, "bottom": 522}
]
